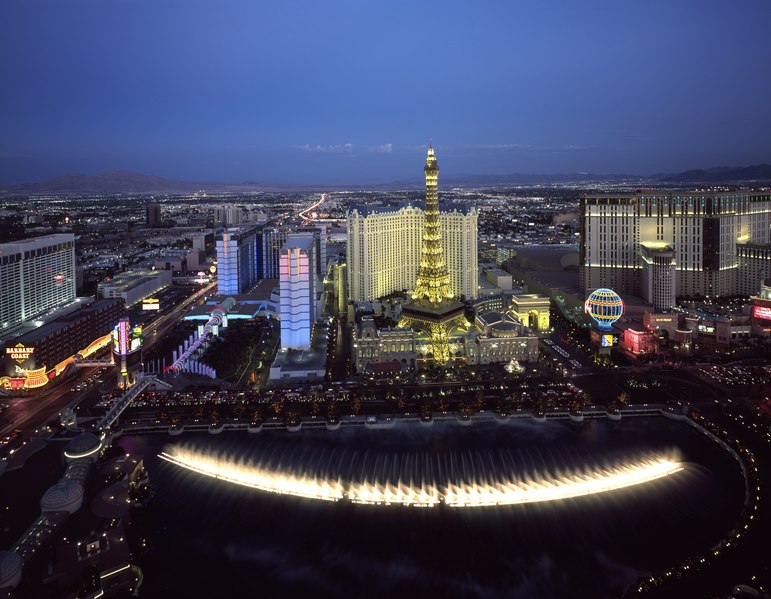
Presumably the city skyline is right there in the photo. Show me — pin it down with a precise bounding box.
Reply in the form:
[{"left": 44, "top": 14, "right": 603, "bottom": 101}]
[{"left": 2, "top": 1, "right": 770, "bottom": 185}]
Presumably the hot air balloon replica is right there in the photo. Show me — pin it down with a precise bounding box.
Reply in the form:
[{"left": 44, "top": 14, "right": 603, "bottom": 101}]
[{"left": 585, "top": 288, "right": 624, "bottom": 352}]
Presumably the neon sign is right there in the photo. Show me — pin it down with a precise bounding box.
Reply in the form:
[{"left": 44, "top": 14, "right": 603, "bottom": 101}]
[
  {"left": 6, "top": 343, "right": 34, "bottom": 363},
  {"left": 753, "top": 305, "right": 771, "bottom": 321}
]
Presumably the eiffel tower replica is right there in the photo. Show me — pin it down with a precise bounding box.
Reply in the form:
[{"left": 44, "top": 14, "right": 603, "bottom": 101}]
[{"left": 399, "top": 145, "right": 469, "bottom": 364}]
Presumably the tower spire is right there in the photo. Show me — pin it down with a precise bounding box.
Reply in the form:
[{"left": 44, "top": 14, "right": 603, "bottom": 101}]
[{"left": 412, "top": 145, "right": 452, "bottom": 304}]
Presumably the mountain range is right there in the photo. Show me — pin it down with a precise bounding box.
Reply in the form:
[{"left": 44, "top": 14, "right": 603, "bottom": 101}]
[{"left": 1, "top": 164, "right": 770, "bottom": 195}]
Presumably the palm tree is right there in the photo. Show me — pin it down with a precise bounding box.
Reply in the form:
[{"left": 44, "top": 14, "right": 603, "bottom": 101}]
[{"left": 270, "top": 398, "right": 283, "bottom": 417}]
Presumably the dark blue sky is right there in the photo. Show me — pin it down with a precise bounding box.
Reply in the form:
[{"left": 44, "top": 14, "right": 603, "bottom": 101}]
[{"left": 1, "top": 0, "right": 770, "bottom": 184}]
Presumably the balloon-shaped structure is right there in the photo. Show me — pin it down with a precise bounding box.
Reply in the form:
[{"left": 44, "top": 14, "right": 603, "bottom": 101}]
[{"left": 584, "top": 288, "right": 624, "bottom": 329}]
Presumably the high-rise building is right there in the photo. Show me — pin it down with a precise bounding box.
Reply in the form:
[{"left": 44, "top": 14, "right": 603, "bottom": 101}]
[
  {"left": 737, "top": 244, "right": 771, "bottom": 296},
  {"left": 346, "top": 202, "right": 477, "bottom": 302},
  {"left": 580, "top": 191, "right": 771, "bottom": 305},
  {"left": 260, "top": 227, "right": 289, "bottom": 279},
  {"left": 0, "top": 234, "right": 76, "bottom": 332},
  {"left": 216, "top": 227, "right": 259, "bottom": 295},
  {"left": 279, "top": 235, "right": 316, "bottom": 350},
  {"left": 214, "top": 205, "right": 243, "bottom": 227},
  {"left": 261, "top": 225, "right": 327, "bottom": 280},
  {"left": 146, "top": 203, "right": 162, "bottom": 227}
]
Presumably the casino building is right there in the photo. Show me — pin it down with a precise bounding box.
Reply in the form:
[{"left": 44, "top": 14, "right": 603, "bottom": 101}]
[
  {"left": 580, "top": 191, "right": 771, "bottom": 306},
  {"left": 0, "top": 234, "right": 76, "bottom": 332},
  {"left": 349, "top": 147, "right": 540, "bottom": 371},
  {"left": 1, "top": 299, "right": 122, "bottom": 391},
  {"left": 346, "top": 201, "right": 478, "bottom": 302}
]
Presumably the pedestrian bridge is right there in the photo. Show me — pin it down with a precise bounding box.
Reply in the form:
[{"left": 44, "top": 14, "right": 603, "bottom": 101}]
[{"left": 96, "top": 374, "right": 173, "bottom": 431}]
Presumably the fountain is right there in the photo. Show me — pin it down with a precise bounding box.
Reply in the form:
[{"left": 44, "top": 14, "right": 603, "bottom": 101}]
[{"left": 159, "top": 443, "right": 683, "bottom": 508}]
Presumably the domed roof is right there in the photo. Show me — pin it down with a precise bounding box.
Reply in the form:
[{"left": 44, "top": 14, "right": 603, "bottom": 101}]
[
  {"left": 478, "top": 311, "right": 520, "bottom": 337},
  {"left": 0, "top": 551, "right": 22, "bottom": 585},
  {"left": 64, "top": 432, "right": 101, "bottom": 459},
  {"left": 41, "top": 480, "right": 84, "bottom": 512}
]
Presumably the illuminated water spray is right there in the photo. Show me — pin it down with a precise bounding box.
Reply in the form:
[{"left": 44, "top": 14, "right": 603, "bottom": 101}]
[{"left": 159, "top": 445, "right": 683, "bottom": 508}]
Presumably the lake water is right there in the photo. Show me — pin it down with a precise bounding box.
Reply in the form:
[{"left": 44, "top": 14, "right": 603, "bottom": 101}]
[{"left": 118, "top": 417, "right": 744, "bottom": 598}]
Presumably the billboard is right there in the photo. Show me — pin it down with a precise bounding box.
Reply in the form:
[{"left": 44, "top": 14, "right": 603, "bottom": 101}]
[
  {"left": 601, "top": 334, "right": 618, "bottom": 347},
  {"left": 753, "top": 305, "right": 771, "bottom": 321},
  {"left": 112, "top": 320, "right": 142, "bottom": 356},
  {"left": 142, "top": 298, "right": 160, "bottom": 311}
]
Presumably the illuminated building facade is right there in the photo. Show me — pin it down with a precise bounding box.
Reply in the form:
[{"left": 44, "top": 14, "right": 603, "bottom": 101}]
[
  {"left": 737, "top": 244, "right": 771, "bottom": 296},
  {"left": 260, "top": 227, "right": 289, "bottom": 279},
  {"left": 0, "top": 299, "right": 122, "bottom": 390},
  {"left": 580, "top": 191, "right": 771, "bottom": 301},
  {"left": 279, "top": 235, "right": 317, "bottom": 350},
  {"left": 216, "top": 226, "right": 259, "bottom": 295},
  {"left": 262, "top": 225, "right": 327, "bottom": 280},
  {"left": 510, "top": 294, "right": 551, "bottom": 332},
  {"left": 0, "top": 234, "right": 76, "bottom": 332},
  {"left": 347, "top": 202, "right": 478, "bottom": 302},
  {"left": 751, "top": 279, "right": 771, "bottom": 336},
  {"left": 352, "top": 315, "right": 416, "bottom": 373},
  {"left": 464, "top": 312, "right": 539, "bottom": 365}
]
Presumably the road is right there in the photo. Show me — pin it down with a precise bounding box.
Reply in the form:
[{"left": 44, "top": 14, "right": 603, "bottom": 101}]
[
  {"left": 0, "top": 282, "right": 216, "bottom": 440},
  {"left": 299, "top": 193, "right": 326, "bottom": 223}
]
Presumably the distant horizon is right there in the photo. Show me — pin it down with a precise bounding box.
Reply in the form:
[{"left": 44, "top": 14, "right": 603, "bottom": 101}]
[{"left": 3, "top": 158, "right": 771, "bottom": 190}]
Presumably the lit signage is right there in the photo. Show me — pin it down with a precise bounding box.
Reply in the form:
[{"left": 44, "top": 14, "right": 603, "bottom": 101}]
[
  {"left": 113, "top": 321, "right": 142, "bottom": 356},
  {"left": 698, "top": 324, "right": 716, "bottom": 334},
  {"left": 601, "top": 334, "right": 617, "bottom": 347},
  {"left": 142, "top": 298, "right": 160, "bottom": 311},
  {"left": 6, "top": 343, "right": 34, "bottom": 363},
  {"left": 753, "top": 305, "right": 771, "bottom": 321},
  {"left": 118, "top": 320, "right": 130, "bottom": 355},
  {"left": 130, "top": 325, "right": 143, "bottom": 353}
]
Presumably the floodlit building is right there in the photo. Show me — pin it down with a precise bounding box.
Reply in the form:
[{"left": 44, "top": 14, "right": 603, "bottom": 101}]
[
  {"left": 216, "top": 226, "right": 259, "bottom": 295},
  {"left": 279, "top": 235, "right": 317, "bottom": 350},
  {"left": 737, "top": 244, "right": 771, "bottom": 296},
  {"left": 1, "top": 298, "right": 122, "bottom": 391},
  {"left": 580, "top": 191, "right": 771, "bottom": 302},
  {"left": 464, "top": 312, "right": 539, "bottom": 365},
  {"left": 347, "top": 201, "right": 478, "bottom": 302},
  {"left": 0, "top": 234, "right": 76, "bottom": 332},
  {"left": 510, "top": 294, "right": 551, "bottom": 332},
  {"left": 261, "top": 225, "right": 327, "bottom": 280},
  {"left": 352, "top": 315, "right": 416, "bottom": 373}
]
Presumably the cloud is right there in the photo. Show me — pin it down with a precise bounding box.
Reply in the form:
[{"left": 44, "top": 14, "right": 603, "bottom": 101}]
[
  {"left": 296, "top": 143, "right": 354, "bottom": 153},
  {"left": 471, "top": 143, "right": 531, "bottom": 150},
  {"left": 368, "top": 143, "right": 393, "bottom": 154}
]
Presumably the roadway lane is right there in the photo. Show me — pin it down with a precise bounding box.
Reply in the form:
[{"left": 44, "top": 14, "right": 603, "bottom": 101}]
[{"left": 0, "top": 282, "right": 217, "bottom": 440}]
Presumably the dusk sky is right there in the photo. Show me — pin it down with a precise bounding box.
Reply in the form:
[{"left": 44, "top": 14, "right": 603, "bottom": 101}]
[{"left": 1, "top": 0, "right": 770, "bottom": 185}]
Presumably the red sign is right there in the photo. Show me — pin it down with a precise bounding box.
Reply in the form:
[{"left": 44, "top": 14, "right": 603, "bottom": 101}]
[{"left": 753, "top": 306, "right": 771, "bottom": 321}]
